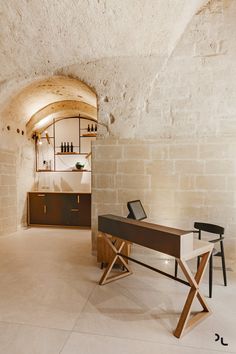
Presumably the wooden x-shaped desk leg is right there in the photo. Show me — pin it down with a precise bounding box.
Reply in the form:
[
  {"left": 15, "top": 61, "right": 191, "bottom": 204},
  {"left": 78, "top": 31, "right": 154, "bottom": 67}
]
[
  {"left": 98, "top": 232, "right": 212, "bottom": 338},
  {"left": 174, "top": 250, "right": 212, "bottom": 338},
  {"left": 99, "top": 233, "right": 132, "bottom": 285}
]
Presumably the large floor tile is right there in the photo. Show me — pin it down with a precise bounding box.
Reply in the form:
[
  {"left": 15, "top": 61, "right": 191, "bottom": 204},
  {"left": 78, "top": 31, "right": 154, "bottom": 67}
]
[
  {"left": 61, "top": 332, "right": 223, "bottom": 354},
  {"left": 0, "top": 227, "right": 235, "bottom": 353},
  {"left": 75, "top": 276, "right": 235, "bottom": 352},
  {"left": 0, "top": 322, "right": 69, "bottom": 354},
  {"left": 74, "top": 281, "right": 195, "bottom": 344},
  {"left": 0, "top": 228, "right": 98, "bottom": 330}
]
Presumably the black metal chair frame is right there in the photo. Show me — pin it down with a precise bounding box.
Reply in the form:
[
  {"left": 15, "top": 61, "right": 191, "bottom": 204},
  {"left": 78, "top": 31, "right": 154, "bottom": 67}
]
[{"left": 175, "top": 222, "right": 227, "bottom": 298}]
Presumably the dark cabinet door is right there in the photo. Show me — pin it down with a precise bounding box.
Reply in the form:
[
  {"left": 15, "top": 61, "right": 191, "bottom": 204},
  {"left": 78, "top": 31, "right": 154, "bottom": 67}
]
[
  {"left": 77, "top": 194, "right": 91, "bottom": 226},
  {"left": 45, "top": 193, "right": 64, "bottom": 225},
  {"left": 28, "top": 193, "right": 47, "bottom": 224},
  {"left": 62, "top": 194, "right": 79, "bottom": 226},
  {"left": 62, "top": 193, "right": 91, "bottom": 227}
]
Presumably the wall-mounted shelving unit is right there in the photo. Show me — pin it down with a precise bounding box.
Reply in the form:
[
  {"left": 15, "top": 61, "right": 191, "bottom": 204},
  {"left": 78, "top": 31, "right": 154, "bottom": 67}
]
[{"left": 35, "top": 117, "right": 97, "bottom": 172}]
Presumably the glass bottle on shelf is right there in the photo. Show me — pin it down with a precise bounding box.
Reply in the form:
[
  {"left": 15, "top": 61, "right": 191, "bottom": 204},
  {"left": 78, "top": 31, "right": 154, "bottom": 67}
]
[
  {"left": 70, "top": 142, "right": 73, "bottom": 152},
  {"left": 87, "top": 124, "right": 90, "bottom": 132},
  {"left": 63, "top": 142, "right": 66, "bottom": 153},
  {"left": 66, "top": 142, "right": 70, "bottom": 152},
  {"left": 61, "top": 142, "right": 63, "bottom": 153},
  {"left": 91, "top": 124, "right": 94, "bottom": 132}
]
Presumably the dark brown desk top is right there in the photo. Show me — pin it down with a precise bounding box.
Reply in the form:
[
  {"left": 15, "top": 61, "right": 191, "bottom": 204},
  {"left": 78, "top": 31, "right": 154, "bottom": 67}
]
[{"left": 98, "top": 214, "right": 193, "bottom": 258}]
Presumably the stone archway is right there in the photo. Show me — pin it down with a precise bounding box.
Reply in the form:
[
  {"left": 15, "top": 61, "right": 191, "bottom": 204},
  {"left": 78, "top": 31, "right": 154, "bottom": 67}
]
[{"left": 0, "top": 75, "right": 98, "bottom": 234}]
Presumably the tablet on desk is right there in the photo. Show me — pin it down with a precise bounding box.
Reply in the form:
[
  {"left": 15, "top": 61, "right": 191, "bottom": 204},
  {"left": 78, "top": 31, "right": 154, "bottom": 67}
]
[{"left": 127, "top": 200, "right": 147, "bottom": 221}]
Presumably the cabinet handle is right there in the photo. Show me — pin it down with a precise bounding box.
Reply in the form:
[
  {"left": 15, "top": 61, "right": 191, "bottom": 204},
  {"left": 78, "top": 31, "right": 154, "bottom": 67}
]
[
  {"left": 44, "top": 205, "right": 47, "bottom": 214},
  {"left": 71, "top": 208, "right": 79, "bottom": 212},
  {"left": 38, "top": 194, "right": 45, "bottom": 197}
]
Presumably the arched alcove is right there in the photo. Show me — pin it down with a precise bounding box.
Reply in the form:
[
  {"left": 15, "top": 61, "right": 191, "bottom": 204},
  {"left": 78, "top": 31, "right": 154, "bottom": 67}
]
[
  {"left": 2, "top": 75, "right": 97, "bottom": 129},
  {"left": 26, "top": 100, "right": 97, "bottom": 135},
  {"left": 0, "top": 75, "right": 98, "bottom": 235}
]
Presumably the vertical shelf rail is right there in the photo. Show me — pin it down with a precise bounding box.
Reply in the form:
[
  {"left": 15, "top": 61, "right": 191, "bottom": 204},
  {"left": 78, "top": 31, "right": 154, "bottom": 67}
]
[
  {"left": 35, "top": 140, "right": 38, "bottom": 172},
  {"left": 78, "top": 117, "right": 81, "bottom": 154},
  {"left": 53, "top": 118, "right": 56, "bottom": 172}
]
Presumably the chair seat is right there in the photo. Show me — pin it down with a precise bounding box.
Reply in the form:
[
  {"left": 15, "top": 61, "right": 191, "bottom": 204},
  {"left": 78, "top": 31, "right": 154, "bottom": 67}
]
[
  {"left": 213, "top": 250, "right": 222, "bottom": 257},
  {"left": 212, "top": 248, "right": 219, "bottom": 256}
]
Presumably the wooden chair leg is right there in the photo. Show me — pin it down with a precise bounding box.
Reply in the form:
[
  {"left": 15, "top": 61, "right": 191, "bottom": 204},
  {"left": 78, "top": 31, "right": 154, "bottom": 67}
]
[
  {"left": 197, "top": 256, "right": 200, "bottom": 269},
  {"left": 209, "top": 255, "right": 213, "bottom": 298},
  {"left": 220, "top": 241, "right": 227, "bottom": 286},
  {"left": 174, "top": 259, "right": 178, "bottom": 277}
]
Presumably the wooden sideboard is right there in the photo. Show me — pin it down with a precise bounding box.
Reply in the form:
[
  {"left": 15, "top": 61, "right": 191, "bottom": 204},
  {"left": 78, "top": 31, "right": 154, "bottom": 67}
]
[{"left": 28, "top": 192, "right": 91, "bottom": 227}]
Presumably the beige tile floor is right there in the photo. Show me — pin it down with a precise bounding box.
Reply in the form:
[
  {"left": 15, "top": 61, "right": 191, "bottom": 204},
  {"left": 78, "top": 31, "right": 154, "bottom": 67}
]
[{"left": 0, "top": 227, "right": 235, "bottom": 354}]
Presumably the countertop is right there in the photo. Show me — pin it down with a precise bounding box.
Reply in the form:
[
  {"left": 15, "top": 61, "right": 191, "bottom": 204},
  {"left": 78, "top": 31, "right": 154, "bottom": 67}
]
[{"left": 29, "top": 191, "right": 91, "bottom": 194}]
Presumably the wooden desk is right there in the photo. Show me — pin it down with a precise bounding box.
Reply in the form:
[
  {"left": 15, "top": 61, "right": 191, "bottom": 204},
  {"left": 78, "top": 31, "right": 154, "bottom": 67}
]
[{"left": 98, "top": 214, "right": 213, "bottom": 338}]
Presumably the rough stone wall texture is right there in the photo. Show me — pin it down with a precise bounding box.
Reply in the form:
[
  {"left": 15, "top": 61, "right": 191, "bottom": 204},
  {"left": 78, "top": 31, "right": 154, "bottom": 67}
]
[
  {"left": 92, "top": 137, "right": 236, "bottom": 258},
  {"left": 0, "top": 150, "right": 17, "bottom": 236},
  {"left": 0, "top": 132, "right": 35, "bottom": 232},
  {"left": 89, "top": 0, "right": 236, "bottom": 258},
  {"left": 58, "top": 0, "right": 235, "bottom": 141},
  {"left": 0, "top": 0, "right": 205, "bottom": 82},
  {"left": 0, "top": 0, "right": 236, "bottom": 261},
  {"left": 1, "top": 0, "right": 207, "bottom": 231}
]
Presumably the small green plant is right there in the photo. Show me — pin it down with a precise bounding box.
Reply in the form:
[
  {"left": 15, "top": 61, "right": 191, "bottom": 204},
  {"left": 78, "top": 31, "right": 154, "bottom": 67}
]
[{"left": 75, "top": 162, "right": 85, "bottom": 170}]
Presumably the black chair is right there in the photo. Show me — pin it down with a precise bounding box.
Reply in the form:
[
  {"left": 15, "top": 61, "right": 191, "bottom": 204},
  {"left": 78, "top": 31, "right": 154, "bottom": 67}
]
[{"left": 175, "top": 222, "right": 227, "bottom": 298}]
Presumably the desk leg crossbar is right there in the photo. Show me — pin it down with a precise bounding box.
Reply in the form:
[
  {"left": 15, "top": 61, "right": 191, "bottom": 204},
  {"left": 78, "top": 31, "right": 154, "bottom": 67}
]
[
  {"left": 99, "top": 233, "right": 132, "bottom": 285},
  {"left": 99, "top": 232, "right": 212, "bottom": 338},
  {"left": 174, "top": 251, "right": 212, "bottom": 338}
]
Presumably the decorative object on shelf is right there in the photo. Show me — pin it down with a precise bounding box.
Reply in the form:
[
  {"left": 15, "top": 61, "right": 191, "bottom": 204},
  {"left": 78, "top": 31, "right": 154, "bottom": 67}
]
[
  {"left": 95, "top": 124, "right": 97, "bottom": 132},
  {"left": 60, "top": 142, "right": 74, "bottom": 153},
  {"left": 91, "top": 124, "right": 94, "bottom": 132},
  {"left": 43, "top": 160, "right": 51, "bottom": 170},
  {"left": 75, "top": 162, "right": 85, "bottom": 170},
  {"left": 45, "top": 132, "right": 50, "bottom": 144},
  {"left": 87, "top": 124, "right": 90, "bottom": 132},
  {"left": 32, "top": 132, "right": 42, "bottom": 144}
]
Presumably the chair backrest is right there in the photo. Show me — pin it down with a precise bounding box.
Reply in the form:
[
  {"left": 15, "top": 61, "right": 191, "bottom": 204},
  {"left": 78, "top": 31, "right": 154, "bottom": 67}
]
[
  {"left": 127, "top": 200, "right": 147, "bottom": 221},
  {"left": 194, "top": 222, "right": 224, "bottom": 236}
]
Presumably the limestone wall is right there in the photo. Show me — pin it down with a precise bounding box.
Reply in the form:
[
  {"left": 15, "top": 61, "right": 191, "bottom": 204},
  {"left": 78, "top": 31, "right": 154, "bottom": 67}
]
[
  {"left": 0, "top": 124, "right": 35, "bottom": 234},
  {"left": 0, "top": 150, "right": 17, "bottom": 235},
  {"left": 1, "top": 0, "right": 236, "bottom": 261},
  {"left": 92, "top": 138, "right": 236, "bottom": 258},
  {"left": 90, "top": 1, "right": 236, "bottom": 258}
]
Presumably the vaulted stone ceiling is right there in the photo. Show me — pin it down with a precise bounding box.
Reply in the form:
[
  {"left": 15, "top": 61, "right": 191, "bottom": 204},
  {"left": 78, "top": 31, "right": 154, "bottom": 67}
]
[
  {"left": 0, "top": 0, "right": 208, "bottom": 132},
  {"left": 1, "top": 0, "right": 207, "bottom": 82},
  {"left": 4, "top": 76, "right": 97, "bottom": 131}
]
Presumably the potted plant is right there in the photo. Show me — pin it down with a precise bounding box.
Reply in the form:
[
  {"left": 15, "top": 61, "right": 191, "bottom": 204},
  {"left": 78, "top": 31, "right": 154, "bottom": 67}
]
[{"left": 75, "top": 162, "right": 85, "bottom": 170}]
